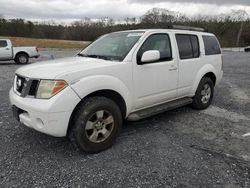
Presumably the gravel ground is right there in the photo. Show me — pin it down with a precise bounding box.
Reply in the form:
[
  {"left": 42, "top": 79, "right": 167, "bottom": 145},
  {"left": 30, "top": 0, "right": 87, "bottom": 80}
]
[{"left": 0, "top": 50, "right": 249, "bottom": 187}]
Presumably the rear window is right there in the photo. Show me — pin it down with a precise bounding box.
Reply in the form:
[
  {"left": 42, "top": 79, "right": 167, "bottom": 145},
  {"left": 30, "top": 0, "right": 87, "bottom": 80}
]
[
  {"left": 202, "top": 35, "right": 221, "bottom": 55},
  {"left": 0, "top": 40, "right": 7, "bottom": 48},
  {"left": 176, "top": 34, "right": 200, "bottom": 60}
]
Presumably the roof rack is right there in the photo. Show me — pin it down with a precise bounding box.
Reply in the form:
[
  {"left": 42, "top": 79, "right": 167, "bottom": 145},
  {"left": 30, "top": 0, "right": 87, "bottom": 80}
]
[{"left": 166, "top": 25, "right": 206, "bottom": 32}]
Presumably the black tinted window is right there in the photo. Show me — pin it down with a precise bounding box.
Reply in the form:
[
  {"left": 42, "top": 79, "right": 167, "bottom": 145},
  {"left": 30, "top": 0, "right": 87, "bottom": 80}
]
[
  {"left": 176, "top": 34, "right": 200, "bottom": 60},
  {"left": 0, "top": 40, "right": 7, "bottom": 47},
  {"left": 203, "top": 35, "right": 221, "bottom": 55},
  {"left": 190, "top": 36, "right": 199, "bottom": 58},
  {"left": 137, "top": 34, "right": 172, "bottom": 63}
]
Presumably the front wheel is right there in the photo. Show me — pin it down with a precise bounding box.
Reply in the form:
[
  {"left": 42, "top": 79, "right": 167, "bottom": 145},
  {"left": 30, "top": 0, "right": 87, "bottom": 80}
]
[
  {"left": 14, "top": 53, "right": 29, "bottom": 64},
  {"left": 68, "top": 97, "right": 122, "bottom": 153},
  {"left": 191, "top": 77, "right": 214, "bottom": 110}
]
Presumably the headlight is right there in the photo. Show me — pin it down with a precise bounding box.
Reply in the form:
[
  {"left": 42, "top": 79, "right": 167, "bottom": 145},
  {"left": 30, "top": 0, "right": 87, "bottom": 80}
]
[{"left": 36, "top": 80, "right": 67, "bottom": 99}]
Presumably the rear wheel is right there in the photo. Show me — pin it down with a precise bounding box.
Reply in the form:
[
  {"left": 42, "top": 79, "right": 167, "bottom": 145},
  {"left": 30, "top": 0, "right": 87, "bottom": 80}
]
[
  {"left": 191, "top": 77, "right": 214, "bottom": 110},
  {"left": 15, "top": 53, "right": 29, "bottom": 64},
  {"left": 68, "top": 96, "right": 122, "bottom": 153}
]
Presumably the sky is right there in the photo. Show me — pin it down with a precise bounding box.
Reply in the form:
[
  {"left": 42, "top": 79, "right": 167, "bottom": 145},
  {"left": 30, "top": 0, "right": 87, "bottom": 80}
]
[{"left": 0, "top": 0, "right": 250, "bottom": 22}]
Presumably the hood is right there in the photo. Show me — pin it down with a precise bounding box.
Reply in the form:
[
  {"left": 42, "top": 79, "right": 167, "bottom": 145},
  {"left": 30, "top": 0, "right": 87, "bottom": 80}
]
[{"left": 16, "top": 56, "right": 118, "bottom": 82}]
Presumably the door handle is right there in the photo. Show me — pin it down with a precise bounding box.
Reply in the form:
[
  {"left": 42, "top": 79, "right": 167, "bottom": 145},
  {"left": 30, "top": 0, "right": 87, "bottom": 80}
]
[
  {"left": 169, "top": 67, "right": 177, "bottom": 71},
  {"left": 5, "top": 48, "right": 10, "bottom": 50}
]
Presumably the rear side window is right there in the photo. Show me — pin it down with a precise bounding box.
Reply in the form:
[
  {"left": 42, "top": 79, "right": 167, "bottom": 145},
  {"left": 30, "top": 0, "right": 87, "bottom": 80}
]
[
  {"left": 202, "top": 35, "right": 221, "bottom": 55},
  {"left": 190, "top": 36, "right": 199, "bottom": 58},
  {"left": 0, "top": 40, "right": 7, "bottom": 48},
  {"left": 176, "top": 34, "right": 200, "bottom": 60}
]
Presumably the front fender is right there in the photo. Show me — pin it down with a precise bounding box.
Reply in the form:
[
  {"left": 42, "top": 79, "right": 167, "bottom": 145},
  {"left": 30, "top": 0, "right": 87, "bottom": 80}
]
[
  {"left": 191, "top": 64, "right": 216, "bottom": 95},
  {"left": 70, "top": 75, "right": 132, "bottom": 116}
]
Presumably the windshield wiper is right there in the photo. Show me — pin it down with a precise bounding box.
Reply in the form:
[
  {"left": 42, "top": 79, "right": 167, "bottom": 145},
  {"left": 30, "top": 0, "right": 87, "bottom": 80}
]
[
  {"left": 77, "top": 53, "right": 86, "bottom": 57},
  {"left": 77, "top": 54, "right": 111, "bottom": 60}
]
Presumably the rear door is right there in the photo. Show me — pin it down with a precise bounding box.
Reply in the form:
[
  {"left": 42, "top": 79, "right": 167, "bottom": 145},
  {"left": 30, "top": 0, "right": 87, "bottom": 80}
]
[
  {"left": 0, "top": 40, "right": 12, "bottom": 60},
  {"left": 175, "top": 33, "right": 201, "bottom": 97}
]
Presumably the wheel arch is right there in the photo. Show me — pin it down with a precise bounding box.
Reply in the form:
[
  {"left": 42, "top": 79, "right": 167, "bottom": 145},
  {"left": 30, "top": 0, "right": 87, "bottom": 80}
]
[
  {"left": 14, "top": 51, "right": 30, "bottom": 59},
  {"left": 203, "top": 72, "right": 216, "bottom": 86},
  {"left": 67, "top": 89, "right": 127, "bottom": 136},
  {"left": 191, "top": 65, "right": 217, "bottom": 95}
]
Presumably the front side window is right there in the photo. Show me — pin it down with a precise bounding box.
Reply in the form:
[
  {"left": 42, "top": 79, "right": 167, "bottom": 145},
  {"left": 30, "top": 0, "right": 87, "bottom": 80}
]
[
  {"left": 202, "top": 35, "right": 221, "bottom": 55},
  {"left": 79, "top": 32, "right": 144, "bottom": 61},
  {"left": 137, "top": 34, "right": 172, "bottom": 63},
  {"left": 0, "top": 40, "right": 7, "bottom": 48},
  {"left": 176, "top": 34, "right": 200, "bottom": 60}
]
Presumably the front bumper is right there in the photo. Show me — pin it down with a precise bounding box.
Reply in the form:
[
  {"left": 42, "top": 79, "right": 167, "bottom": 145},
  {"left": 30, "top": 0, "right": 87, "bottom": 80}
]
[{"left": 9, "top": 86, "right": 81, "bottom": 137}]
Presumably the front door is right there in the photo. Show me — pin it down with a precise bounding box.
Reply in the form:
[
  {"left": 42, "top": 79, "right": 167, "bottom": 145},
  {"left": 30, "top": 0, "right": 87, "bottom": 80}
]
[{"left": 133, "top": 33, "right": 178, "bottom": 109}]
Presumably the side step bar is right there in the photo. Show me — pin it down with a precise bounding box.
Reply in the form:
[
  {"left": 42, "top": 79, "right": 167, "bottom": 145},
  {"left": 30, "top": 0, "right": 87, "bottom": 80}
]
[{"left": 127, "top": 97, "right": 193, "bottom": 121}]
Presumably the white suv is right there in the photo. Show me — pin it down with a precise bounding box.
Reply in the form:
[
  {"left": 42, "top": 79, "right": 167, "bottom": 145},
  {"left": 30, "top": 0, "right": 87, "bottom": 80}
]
[{"left": 10, "top": 27, "right": 223, "bottom": 153}]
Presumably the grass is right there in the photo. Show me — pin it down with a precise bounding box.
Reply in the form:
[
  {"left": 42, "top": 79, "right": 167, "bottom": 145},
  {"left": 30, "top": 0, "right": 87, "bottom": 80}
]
[{"left": 0, "top": 36, "right": 90, "bottom": 49}]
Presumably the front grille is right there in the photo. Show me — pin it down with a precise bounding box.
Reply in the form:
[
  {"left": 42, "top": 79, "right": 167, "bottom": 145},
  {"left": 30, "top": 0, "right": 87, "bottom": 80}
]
[
  {"left": 14, "top": 75, "right": 39, "bottom": 98},
  {"left": 29, "top": 80, "right": 39, "bottom": 96}
]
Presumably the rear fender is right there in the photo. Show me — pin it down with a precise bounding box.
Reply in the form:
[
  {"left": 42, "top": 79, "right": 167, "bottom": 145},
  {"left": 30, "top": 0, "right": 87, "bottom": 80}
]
[
  {"left": 14, "top": 51, "right": 31, "bottom": 58},
  {"left": 190, "top": 64, "right": 216, "bottom": 95}
]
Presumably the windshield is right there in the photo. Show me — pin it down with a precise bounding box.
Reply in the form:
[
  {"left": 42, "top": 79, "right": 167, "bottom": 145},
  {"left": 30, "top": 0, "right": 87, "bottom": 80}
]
[{"left": 78, "top": 31, "right": 144, "bottom": 61}]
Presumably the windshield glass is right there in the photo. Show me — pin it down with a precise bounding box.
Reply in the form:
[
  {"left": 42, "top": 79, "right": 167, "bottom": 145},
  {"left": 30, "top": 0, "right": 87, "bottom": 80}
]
[{"left": 78, "top": 31, "right": 144, "bottom": 61}]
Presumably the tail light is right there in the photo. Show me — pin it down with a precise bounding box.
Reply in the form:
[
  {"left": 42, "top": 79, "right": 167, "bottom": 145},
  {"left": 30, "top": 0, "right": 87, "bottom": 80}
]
[{"left": 36, "top": 47, "right": 39, "bottom": 53}]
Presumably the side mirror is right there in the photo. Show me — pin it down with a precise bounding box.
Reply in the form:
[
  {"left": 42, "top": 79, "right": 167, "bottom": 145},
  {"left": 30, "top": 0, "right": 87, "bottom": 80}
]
[{"left": 140, "top": 50, "right": 160, "bottom": 64}]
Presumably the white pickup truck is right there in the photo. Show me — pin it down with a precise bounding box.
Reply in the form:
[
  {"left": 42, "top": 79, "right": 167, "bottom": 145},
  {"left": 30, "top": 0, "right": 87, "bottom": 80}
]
[
  {"left": 10, "top": 26, "right": 223, "bottom": 153},
  {"left": 0, "top": 39, "right": 40, "bottom": 64}
]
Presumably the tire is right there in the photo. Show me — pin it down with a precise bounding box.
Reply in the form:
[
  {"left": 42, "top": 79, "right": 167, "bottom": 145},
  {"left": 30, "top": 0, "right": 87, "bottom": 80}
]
[
  {"left": 14, "top": 53, "right": 29, "bottom": 64},
  {"left": 245, "top": 48, "right": 250, "bottom": 52},
  {"left": 68, "top": 96, "right": 122, "bottom": 153},
  {"left": 191, "top": 77, "right": 214, "bottom": 110}
]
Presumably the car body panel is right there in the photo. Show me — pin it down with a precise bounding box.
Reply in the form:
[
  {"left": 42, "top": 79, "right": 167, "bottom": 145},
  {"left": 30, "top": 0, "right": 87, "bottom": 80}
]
[
  {"left": 9, "top": 29, "right": 223, "bottom": 137},
  {"left": 13, "top": 46, "right": 39, "bottom": 58},
  {"left": 9, "top": 86, "right": 81, "bottom": 137},
  {"left": 0, "top": 39, "right": 39, "bottom": 61},
  {"left": 16, "top": 56, "right": 120, "bottom": 81}
]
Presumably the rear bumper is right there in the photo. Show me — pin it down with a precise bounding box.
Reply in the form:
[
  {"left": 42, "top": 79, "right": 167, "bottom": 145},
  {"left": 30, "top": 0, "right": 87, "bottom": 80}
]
[
  {"left": 33, "top": 55, "right": 40, "bottom": 58},
  {"left": 9, "top": 87, "right": 81, "bottom": 137}
]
